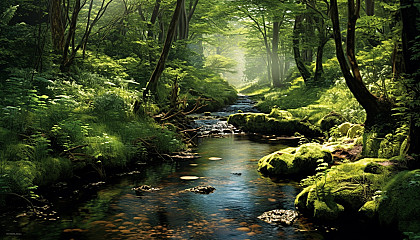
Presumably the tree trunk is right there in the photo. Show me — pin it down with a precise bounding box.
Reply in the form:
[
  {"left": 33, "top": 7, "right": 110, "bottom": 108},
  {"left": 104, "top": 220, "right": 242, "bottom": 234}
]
[
  {"left": 330, "top": 0, "right": 391, "bottom": 127},
  {"left": 177, "top": 0, "right": 188, "bottom": 40},
  {"left": 60, "top": 0, "right": 81, "bottom": 72},
  {"left": 366, "top": 0, "right": 374, "bottom": 16},
  {"left": 271, "top": 21, "right": 281, "bottom": 88},
  {"left": 143, "top": 0, "right": 184, "bottom": 99},
  {"left": 293, "top": 15, "right": 312, "bottom": 83},
  {"left": 147, "top": 0, "right": 161, "bottom": 39},
  {"left": 49, "top": 0, "right": 65, "bottom": 53},
  {"left": 400, "top": 0, "right": 420, "bottom": 155}
]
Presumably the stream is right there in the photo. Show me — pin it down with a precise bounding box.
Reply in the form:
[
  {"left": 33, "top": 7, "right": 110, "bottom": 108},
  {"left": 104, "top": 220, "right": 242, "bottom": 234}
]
[{"left": 1, "top": 95, "right": 390, "bottom": 239}]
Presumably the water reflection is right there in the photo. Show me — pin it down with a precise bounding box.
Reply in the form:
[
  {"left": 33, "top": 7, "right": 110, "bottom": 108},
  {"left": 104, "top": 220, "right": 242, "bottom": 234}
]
[{"left": 3, "top": 135, "right": 326, "bottom": 240}]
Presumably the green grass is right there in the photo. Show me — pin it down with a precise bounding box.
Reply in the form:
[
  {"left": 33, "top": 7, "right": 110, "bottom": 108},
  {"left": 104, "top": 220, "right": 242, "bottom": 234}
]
[{"left": 239, "top": 78, "right": 366, "bottom": 124}]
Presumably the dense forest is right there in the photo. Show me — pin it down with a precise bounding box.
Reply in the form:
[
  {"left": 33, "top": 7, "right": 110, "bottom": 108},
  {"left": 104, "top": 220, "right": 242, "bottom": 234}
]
[{"left": 0, "top": 0, "right": 419, "bottom": 239}]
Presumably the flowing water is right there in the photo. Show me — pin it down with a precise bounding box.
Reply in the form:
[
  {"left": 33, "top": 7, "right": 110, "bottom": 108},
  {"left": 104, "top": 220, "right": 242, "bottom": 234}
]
[{"left": 1, "top": 96, "right": 397, "bottom": 239}]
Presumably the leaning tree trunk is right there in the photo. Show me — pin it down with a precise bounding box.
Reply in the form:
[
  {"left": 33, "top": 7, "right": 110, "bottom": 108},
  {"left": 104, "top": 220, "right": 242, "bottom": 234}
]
[
  {"left": 330, "top": 0, "right": 391, "bottom": 127},
  {"left": 143, "top": 0, "right": 184, "bottom": 99},
  {"left": 271, "top": 21, "right": 281, "bottom": 88}
]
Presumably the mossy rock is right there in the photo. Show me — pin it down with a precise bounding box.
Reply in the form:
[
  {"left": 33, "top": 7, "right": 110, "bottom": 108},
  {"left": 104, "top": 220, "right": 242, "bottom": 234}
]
[
  {"left": 377, "top": 169, "right": 420, "bottom": 234},
  {"left": 268, "top": 108, "right": 293, "bottom": 120},
  {"left": 313, "top": 199, "right": 345, "bottom": 221},
  {"left": 258, "top": 151, "right": 295, "bottom": 176},
  {"left": 294, "top": 158, "right": 391, "bottom": 222},
  {"left": 347, "top": 124, "right": 364, "bottom": 138},
  {"left": 258, "top": 143, "right": 332, "bottom": 177},
  {"left": 228, "top": 113, "right": 323, "bottom": 138},
  {"left": 319, "top": 111, "right": 347, "bottom": 131},
  {"left": 337, "top": 122, "right": 352, "bottom": 136},
  {"left": 293, "top": 143, "right": 333, "bottom": 176},
  {"left": 359, "top": 200, "right": 378, "bottom": 220}
]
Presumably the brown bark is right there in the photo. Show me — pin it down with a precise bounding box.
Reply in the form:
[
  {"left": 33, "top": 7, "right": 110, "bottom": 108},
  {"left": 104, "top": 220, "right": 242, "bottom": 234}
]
[
  {"left": 60, "top": 0, "right": 81, "bottom": 72},
  {"left": 365, "top": 0, "right": 374, "bottom": 16},
  {"left": 49, "top": 0, "right": 65, "bottom": 53},
  {"left": 178, "top": 0, "right": 188, "bottom": 40},
  {"left": 147, "top": 0, "right": 161, "bottom": 39},
  {"left": 143, "top": 0, "right": 184, "bottom": 99},
  {"left": 293, "top": 15, "right": 312, "bottom": 83},
  {"left": 400, "top": 0, "right": 420, "bottom": 155},
  {"left": 330, "top": 0, "right": 391, "bottom": 127},
  {"left": 271, "top": 21, "right": 281, "bottom": 88}
]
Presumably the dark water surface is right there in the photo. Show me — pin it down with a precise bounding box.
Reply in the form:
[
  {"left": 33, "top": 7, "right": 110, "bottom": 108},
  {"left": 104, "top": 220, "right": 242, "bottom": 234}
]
[{"left": 2, "top": 135, "right": 328, "bottom": 240}]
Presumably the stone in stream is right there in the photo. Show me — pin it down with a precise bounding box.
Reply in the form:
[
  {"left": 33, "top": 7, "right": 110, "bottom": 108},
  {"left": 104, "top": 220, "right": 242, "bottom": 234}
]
[
  {"left": 257, "top": 209, "right": 299, "bottom": 226},
  {"left": 183, "top": 185, "right": 216, "bottom": 194},
  {"left": 132, "top": 185, "right": 160, "bottom": 193}
]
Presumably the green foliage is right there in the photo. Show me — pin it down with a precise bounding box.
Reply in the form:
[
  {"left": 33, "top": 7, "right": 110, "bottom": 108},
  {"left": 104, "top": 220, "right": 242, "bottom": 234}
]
[
  {"left": 204, "top": 54, "right": 237, "bottom": 74},
  {"left": 295, "top": 158, "right": 393, "bottom": 221},
  {"left": 377, "top": 170, "right": 420, "bottom": 235},
  {"left": 363, "top": 125, "right": 408, "bottom": 158}
]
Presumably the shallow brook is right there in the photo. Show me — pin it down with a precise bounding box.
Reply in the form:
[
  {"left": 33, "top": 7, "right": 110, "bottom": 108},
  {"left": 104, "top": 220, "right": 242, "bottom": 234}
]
[{"left": 1, "top": 96, "right": 400, "bottom": 239}]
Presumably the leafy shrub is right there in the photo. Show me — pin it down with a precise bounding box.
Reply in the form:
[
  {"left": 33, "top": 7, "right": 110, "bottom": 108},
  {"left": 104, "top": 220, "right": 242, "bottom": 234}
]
[
  {"left": 85, "top": 133, "right": 127, "bottom": 168},
  {"left": 93, "top": 92, "right": 127, "bottom": 118}
]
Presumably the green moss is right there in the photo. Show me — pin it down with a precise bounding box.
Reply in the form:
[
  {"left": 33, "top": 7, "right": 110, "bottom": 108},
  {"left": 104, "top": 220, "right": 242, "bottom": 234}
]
[
  {"left": 337, "top": 122, "right": 352, "bottom": 136},
  {"left": 258, "top": 143, "right": 332, "bottom": 177},
  {"left": 313, "top": 199, "right": 345, "bottom": 221},
  {"left": 267, "top": 108, "right": 293, "bottom": 120},
  {"left": 347, "top": 124, "right": 364, "bottom": 138},
  {"left": 258, "top": 151, "right": 295, "bottom": 175},
  {"left": 293, "top": 143, "right": 333, "bottom": 176},
  {"left": 228, "top": 113, "right": 323, "bottom": 138},
  {"left": 359, "top": 200, "right": 378, "bottom": 219},
  {"left": 319, "top": 111, "right": 347, "bottom": 131},
  {"left": 295, "top": 158, "right": 392, "bottom": 222},
  {"left": 377, "top": 169, "right": 420, "bottom": 234}
]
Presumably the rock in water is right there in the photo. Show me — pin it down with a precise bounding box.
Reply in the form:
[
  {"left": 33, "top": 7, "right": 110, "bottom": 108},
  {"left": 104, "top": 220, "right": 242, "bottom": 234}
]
[
  {"left": 184, "top": 185, "right": 216, "bottom": 194},
  {"left": 257, "top": 209, "right": 299, "bottom": 225},
  {"left": 132, "top": 185, "right": 160, "bottom": 192}
]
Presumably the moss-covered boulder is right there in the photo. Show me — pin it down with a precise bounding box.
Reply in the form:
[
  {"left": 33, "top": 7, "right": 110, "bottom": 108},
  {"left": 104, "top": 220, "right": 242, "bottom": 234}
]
[
  {"left": 258, "top": 143, "right": 332, "bottom": 177},
  {"left": 347, "top": 124, "right": 364, "bottom": 138},
  {"left": 267, "top": 108, "right": 293, "bottom": 120},
  {"left": 319, "top": 111, "right": 347, "bottom": 132},
  {"left": 294, "top": 158, "right": 391, "bottom": 222},
  {"left": 337, "top": 122, "right": 352, "bottom": 136},
  {"left": 227, "top": 113, "right": 323, "bottom": 138},
  {"left": 377, "top": 169, "right": 420, "bottom": 235}
]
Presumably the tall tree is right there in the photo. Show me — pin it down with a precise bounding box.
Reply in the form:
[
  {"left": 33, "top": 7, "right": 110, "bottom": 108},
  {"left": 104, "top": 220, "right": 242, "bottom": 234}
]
[
  {"left": 330, "top": 0, "right": 392, "bottom": 127},
  {"left": 50, "top": 0, "right": 114, "bottom": 72},
  {"left": 400, "top": 0, "right": 420, "bottom": 156},
  {"left": 271, "top": 21, "right": 281, "bottom": 87},
  {"left": 143, "top": 0, "right": 184, "bottom": 99}
]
